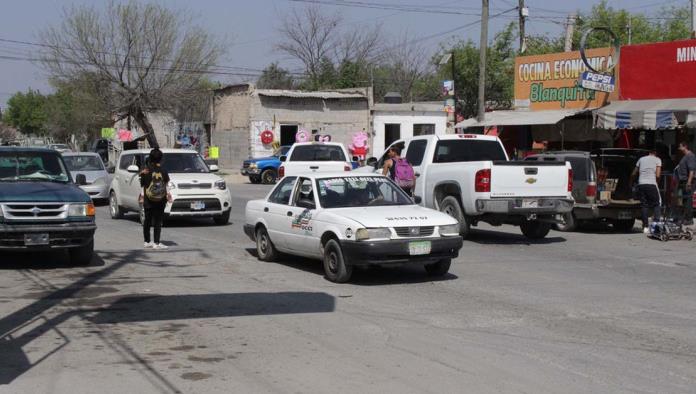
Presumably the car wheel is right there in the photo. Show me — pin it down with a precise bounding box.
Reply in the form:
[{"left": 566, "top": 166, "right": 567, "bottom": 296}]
[
  {"left": 424, "top": 258, "right": 451, "bottom": 276},
  {"left": 261, "top": 169, "right": 277, "bottom": 184},
  {"left": 109, "top": 192, "right": 123, "bottom": 219},
  {"left": 555, "top": 212, "right": 577, "bottom": 232},
  {"left": 249, "top": 176, "right": 262, "bottom": 184},
  {"left": 439, "top": 196, "right": 470, "bottom": 238},
  {"left": 323, "top": 239, "right": 353, "bottom": 283},
  {"left": 256, "top": 226, "right": 278, "bottom": 262},
  {"left": 69, "top": 239, "right": 94, "bottom": 266},
  {"left": 520, "top": 220, "right": 551, "bottom": 239},
  {"left": 613, "top": 219, "right": 636, "bottom": 233},
  {"left": 214, "top": 210, "right": 230, "bottom": 225}
]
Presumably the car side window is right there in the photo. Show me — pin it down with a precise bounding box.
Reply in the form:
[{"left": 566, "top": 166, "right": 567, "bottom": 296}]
[
  {"left": 268, "top": 177, "right": 297, "bottom": 205},
  {"left": 378, "top": 141, "right": 405, "bottom": 168},
  {"left": 293, "top": 178, "right": 315, "bottom": 209},
  {"left": 405, "top": 140, "right": 427, "bottom": 166},
  {"left": 134, "top": 154, "right": 144, "bottom": 170},
  {"left": 119, "top": 155, "right": 133, "bottom": 170}
]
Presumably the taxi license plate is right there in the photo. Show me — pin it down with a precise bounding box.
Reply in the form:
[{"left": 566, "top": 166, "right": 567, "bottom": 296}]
[
  {"left": 190, "top": 201, "right": 205, "bottom": 210},
  {"left": 409, "top": 241, "right": 431, "bottom": 255},
  {"left": 522, "top": 199, "right": 538, "bottom": 208},
  {"left": 25, "top": 233, "right": 49, "bottom": 246},
  {"left": 618, "top": 211, "right": 633, "bottom": 220}
]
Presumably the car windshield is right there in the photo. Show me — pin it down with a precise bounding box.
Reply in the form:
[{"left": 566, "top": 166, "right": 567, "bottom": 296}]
[
  {"left": 317, "top": 176, "right": 413, "bottom": 208},
  {"left": 63, "top": 155, "right": 105, "bottom": 171},
  {"left": 290, "top": 145, "right": 346, "bottom": 161},
  {"left": 161, "top": 153, "right": 209, "bottom": 173},
  {"left": 0, "top": 151, "right": 71, "bottom": 182}
]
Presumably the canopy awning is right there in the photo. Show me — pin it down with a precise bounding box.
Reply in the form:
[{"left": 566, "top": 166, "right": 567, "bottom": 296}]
[
  {"left": 455, "top": 109, "right": 591, "bottom": 129},
  {"left": 594, "top": 98, "right": 696, "bottom": 130}
]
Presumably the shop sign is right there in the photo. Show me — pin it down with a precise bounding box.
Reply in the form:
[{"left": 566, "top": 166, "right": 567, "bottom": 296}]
[
  {"left": 442, "top": 80, "right": 454, "bottom": 96},
  {"left": 580, "top": 71, "right": 615, "bottom": 93},
  {"left": 514, "top": 47, "right": 615, "bottom": 111}
]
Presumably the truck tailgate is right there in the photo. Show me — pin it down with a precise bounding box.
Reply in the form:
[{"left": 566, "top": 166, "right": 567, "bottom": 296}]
[
  {"left": 490, "top": 161, "right": 569, "bottom": 198},
  {"left": 286, "top": 161, "right": 347, "bottom": 174}
]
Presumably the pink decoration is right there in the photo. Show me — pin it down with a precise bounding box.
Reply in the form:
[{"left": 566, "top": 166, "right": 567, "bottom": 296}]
[{"left": 348, "top": 131, "right": 369, "bottom": 160}]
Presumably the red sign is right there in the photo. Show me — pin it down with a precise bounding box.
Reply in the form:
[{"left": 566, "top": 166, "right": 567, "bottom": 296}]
[
  {"left": 620, "top": 39, "right": 696, "bottom": 100},
  {"left": 260, "top": 130, "right": 274, "bottom": 145}
]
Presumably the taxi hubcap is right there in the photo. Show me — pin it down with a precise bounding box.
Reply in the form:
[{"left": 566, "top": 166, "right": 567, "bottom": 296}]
[{"left": 328, "top": 252, "right": 338, "bottom": 272}]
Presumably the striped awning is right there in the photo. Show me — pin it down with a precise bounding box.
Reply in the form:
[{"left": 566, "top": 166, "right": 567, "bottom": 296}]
[{"left": 595, "top": 98, "right": 696, "bottom": 130}]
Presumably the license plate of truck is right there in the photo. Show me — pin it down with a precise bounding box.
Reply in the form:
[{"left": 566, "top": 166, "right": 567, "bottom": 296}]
[
  {"left": 409, "top": 241, "right": 431, "bottom": 255},
  {"left": 24, "top": 233, "right": 49, "bottom": 246},
  {"left": 522, "top": 199, "right": 538, "bottom": 208},
  {"left": 618, "top": 211, "right": 633, "bottom": 219},
  {"left": 190, "top": 201, "right": 205, "bottom": 210}
]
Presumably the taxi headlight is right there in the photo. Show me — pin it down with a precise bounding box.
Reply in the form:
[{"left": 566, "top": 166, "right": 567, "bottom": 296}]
[
  {"left": 215, "top": 180, "right": 227, "bottom": 190},
  {"left": 439, "top": 224, "right": 460, "bottom": 236},
  {"left": 69, "top": 203, "right": 95, "bottom": 217},
  {"left": 167, "top": 181, "right": 176, "bottom": 190},
  {"left": 355, "top": 227, "right": 391, "bottom": 241}
]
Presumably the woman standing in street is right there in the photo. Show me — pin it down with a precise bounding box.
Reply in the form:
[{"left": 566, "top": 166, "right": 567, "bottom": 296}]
[{"left": 140, "top": 148, "right": 171, "bottom": 249}]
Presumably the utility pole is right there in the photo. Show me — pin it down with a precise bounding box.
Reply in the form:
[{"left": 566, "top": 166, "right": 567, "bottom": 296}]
[
  {"left": 692, "top": 0, "right": 696, "bottom": 38},
  {"left": 627, "top": 16, "right": 632, "bottom": 45},
  {"left": 451, "top": 51, "right": 457, "bottom": 123},
  {"left": 477, "top": 0, "right": 489, "bottom": 122},
  {"left": 518, "top": 0, "right": 527, "bottom": 53},
  {"left": 564, "top": 13, "right": 576, "bottom": 52}
]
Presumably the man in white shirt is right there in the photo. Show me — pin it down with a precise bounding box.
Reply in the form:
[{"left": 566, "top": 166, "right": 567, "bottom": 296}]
[{"left": 632, "top": 150, "right": 662, "bottom": 233}]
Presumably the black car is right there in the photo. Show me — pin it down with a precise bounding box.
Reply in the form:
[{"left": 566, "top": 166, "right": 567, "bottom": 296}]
[{"left": 0, "top": 147, "right": 97, "bottom": 264}]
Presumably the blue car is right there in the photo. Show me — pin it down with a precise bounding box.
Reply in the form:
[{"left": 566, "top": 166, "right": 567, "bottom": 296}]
[{"left": 241, "top": 146, "right": 291, "bottom": 184}]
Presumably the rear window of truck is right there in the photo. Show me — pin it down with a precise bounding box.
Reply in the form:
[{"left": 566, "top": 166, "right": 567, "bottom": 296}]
[
  {"left": 290, "top": 145, "right": 346, "bottom": 162},
  {"left": 433, "top": 140, "right": 507, "bottom": 163}
]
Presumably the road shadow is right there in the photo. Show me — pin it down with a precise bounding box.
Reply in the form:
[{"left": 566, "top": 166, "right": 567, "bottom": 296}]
[
  {"left": 465, "top": 228, "right": 567, "bottom": 245},
  {"left": 0, "top": 250, "right": 106, "bottom": 270},
  {"left": 245, "top": 248, "right": 458, "bottom": 286}
]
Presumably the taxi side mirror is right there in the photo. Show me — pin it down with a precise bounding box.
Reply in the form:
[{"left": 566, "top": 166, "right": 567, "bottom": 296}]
[
  {"left": 366, "top": 157, "right": 378, "bottom": 167},
  {"left": 413, "top": 196, "right": 422, "bottom": 204},
  {"left": 279, "top": 156, "right": 287, "bottom": 162},
  {"left": 127, "top": 165, "right": 139, "bottom": 173},
  {"left": 209, "top": 164, "right": 219, "bottom": 172}
]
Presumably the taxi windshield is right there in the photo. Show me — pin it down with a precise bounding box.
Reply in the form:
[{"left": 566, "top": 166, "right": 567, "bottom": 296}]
[
  {"left": 316, "top": 176, "right": 413, "bottom": 208},
  {"left": 0, "top": 151, "right": 71, "bottom": 183}
]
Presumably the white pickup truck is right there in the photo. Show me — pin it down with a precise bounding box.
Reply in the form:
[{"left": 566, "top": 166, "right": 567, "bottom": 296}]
[
  {"left": 360, "top": 134, "right": 574, "bottom": 239},
  {"left": 278, "top": 142, "right": 353, "bottom": 179}
]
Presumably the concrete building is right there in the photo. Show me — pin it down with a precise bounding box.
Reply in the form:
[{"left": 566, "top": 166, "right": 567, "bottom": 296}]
[
  {"left": 371, "top": 102, "right": 448, "bottom": 156},
  {"left": 211, "top": 84, "right": 372, "bottom": 168}
]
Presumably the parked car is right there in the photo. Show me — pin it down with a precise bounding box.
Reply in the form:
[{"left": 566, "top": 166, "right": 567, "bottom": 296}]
[
  {"left": 525, "top": 149, "right": 648, "bottom": 232},
  {"left": 244, "top": 173, "right": 463, "bottom": 282},
  {"left": 109, "top": 149, "right": 232, "bottom": 225},
  {"left": 278, "top": 142, "right": 354, "bottom": 179},
  {"left": 358, "top": 134, "right": 574, "bottom": 239},
  {"left": 62, "top": 152, "right": 112, "bottom": 203},
  {"left": 0, "top": 147, "right": 96, "bottom": 265},
  {"left": 47, "top": 143, "right": 72, "bottom": 153},
  {"left": 241, "top": 145, "right": 291, "bottom": 184}
]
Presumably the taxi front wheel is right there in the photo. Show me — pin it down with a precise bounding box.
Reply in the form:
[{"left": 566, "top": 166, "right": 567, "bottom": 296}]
[{"left": 323, "top": 239, "right": 353, "bottom": 283}]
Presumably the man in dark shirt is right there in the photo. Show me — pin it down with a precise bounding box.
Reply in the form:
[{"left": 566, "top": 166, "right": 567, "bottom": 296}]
[
  {"left": 139, "top": 148, "right": 171, "bottom": 249},
  {"left": 676, "top": 142, "right": 696, "bottom": 225}
]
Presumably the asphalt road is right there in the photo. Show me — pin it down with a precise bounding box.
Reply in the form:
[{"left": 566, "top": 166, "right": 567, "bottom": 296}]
[{"left": 1, "top": 184, "right": 695, "bottom": 393}]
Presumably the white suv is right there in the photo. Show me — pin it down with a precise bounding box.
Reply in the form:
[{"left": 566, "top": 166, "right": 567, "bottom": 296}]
[{"left": 108, "top": 149, "right": 232, "bottom": 225}]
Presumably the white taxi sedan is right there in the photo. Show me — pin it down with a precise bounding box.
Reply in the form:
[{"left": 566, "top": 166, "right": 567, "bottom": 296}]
[{"left": 243, "top": 174, "right": 463, "bottom": 283}]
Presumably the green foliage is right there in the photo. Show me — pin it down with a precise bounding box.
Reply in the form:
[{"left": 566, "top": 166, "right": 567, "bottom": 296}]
[
  {"left": 4, "top": 90, "right": 48, "bottom": 135},
  {"left": 335, "top": 61, "right": 367, "bottom": 89},
  {"left": 257, "top": 63, "right": 295, "bottom": 89}
]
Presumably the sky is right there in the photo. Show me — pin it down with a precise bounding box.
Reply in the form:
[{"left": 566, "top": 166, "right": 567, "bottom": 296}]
[{"left": 0, "top": 0, "right": 686, "bottom": 109}]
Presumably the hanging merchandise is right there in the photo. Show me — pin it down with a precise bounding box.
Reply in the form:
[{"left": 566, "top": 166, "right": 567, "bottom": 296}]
[
  {"left": 260, "top": 129, "right": 274, "bottom": 145},
  {"left": 349, "top": 131, "right": 369, "bottom": 160},
  {"left": 314, "top": 134, "right": 332, "bottom": 142},
  {"left": 118, "top": 129, "right": 133, "bottom": 141},
  {"left": 295, "top": 129, "right": 311, "bottom": 143},
  {"left": 101, "top": 128, "right": 115, "bottom": 138}
]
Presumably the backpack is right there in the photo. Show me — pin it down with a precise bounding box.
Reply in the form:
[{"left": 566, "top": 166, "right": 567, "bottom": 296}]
[
  {"left": 393, "top": 158, "right": 415, "bottom": 188},
  {"left": 145, "top": 170, "right": 167, "bottom": 202}
]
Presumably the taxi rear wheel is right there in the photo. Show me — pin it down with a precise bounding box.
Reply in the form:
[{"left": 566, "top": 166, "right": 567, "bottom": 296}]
[
  {"left": 323, "top": 239, "right": 353, "bottom": 283},
  {"left": 425, "top": 259, "right": 451, "bottom": 276},
  {"left": 256, "top": 227, "right": 278, "bottom": 262}
]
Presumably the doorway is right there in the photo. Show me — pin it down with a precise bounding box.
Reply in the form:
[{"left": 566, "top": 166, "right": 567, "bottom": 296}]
[
  {"left": 385, "top": 124, "right": 401, "bottom": 148},
  {"left": 280, "top": 125, "right": 298, "bottom": 146}
]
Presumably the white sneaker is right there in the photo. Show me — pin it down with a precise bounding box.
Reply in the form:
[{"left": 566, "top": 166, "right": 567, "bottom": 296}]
[
  {"left": 144, "top": 242, "right": 154, "bottom": 249},
  {"left": 643, "top": 227, "right": 650, "bottom": 234},
  {"left": 154, "top": 243, "right": 169, "bottom": 250}
]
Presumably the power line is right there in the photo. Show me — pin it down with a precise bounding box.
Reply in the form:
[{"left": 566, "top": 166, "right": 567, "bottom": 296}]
[{"left": 285, "top": 0, "right": 511, "bottom": 15}]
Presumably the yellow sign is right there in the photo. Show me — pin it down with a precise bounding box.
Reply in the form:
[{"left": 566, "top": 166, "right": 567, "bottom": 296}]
[
  {"left": 209, "top": 146, "right": 219, "bottom": 159},
  {"left": 514, "top": 48, "right": 617, "bottom": 111}
]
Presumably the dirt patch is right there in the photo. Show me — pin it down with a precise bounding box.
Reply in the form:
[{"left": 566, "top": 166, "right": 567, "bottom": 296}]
[
  {"left": 148, "top": 351, "right": 170, "bottom": 356},
  {"left": 169, "top": 345, "right": 196, "bottom": 351},
  {"left": 187, "top": 355, "right": 224, "bottom": 363},
  {"left": 181, "top": 372, "right": 212, "bottom": 381}
]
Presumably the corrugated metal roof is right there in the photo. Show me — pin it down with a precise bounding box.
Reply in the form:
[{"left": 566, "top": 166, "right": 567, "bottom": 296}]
[
  {"left": 455, "top": 109, "right": 590, "bottom": 128},
  {"left": 373, "top": 102, "right": 444, "bottom": 112},
  {"left": 255, "top": 89, "right": 366, "bottom": 99}
]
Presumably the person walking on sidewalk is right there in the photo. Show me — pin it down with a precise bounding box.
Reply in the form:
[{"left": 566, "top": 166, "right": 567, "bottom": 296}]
[
  {"left": 633, "top": 150, "right": 662, "bottom": 233},
  {"left": 140, "top": 148, "right": 171, "bottom": 249},
  {"left": 676, "top": 141, "right": 696, "bottom": 226}
]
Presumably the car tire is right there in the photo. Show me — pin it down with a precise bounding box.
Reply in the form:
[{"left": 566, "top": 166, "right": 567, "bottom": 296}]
[
  {"left": 256, "top": 226, "right": 278, "bottom": 262},
  {"left": 613, "top": 219, "right": 636, "bottom": 233},
  {"left": 69, "top": 239, "right": 94, "bottom": 266},
  {"left": 109, "top": 191, "right": 123, "bottom": 219},
  {"left": 249, "top": 176, "right": 262, "bottom": 184},
  {"left": 323, "top": 239, "right": 353, "bottom": 283},
  {"left": 214, "top": 210, "right": 230, "bottom": 225},
  {"left": 261, "top": 169, "right": 277, "bottom": 184},
  {"left": 424, "top": 258, "right": 451, "bottom": 276},
  {"left": 520, "top": 220, "right": 551, "bottom": 239},
  {"left": 439, "top": 196, "right": 470, "bottom": 238},
  {"left": 555, "top": 212, "right": 577, "bottom": 232}
]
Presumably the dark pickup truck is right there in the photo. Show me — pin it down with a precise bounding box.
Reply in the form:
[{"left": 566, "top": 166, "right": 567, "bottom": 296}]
[{"left": 0, "top": 147, "right": 96, "bottom": 265}]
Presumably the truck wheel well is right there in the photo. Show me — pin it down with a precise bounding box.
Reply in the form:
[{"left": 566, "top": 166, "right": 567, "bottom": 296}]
[{"left": 434, "top": 183, "right": 462, "bottom": 207}]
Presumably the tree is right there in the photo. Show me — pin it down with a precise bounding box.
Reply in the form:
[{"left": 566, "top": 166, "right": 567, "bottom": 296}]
[
  {"left": 372, "top": 33, "right": 435, "bottom": 102},
  {"left": 40, "top": 1, "right": 222, "bottom": 147},
  {"left": 257, "top": 63, "right": 296, "bottom": 89},
  {"left": 0, "top": 122, "right": 18, "bottom": 143},
  {"left": 4, "top": 90, "right": 48, "bottom": 135}
]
